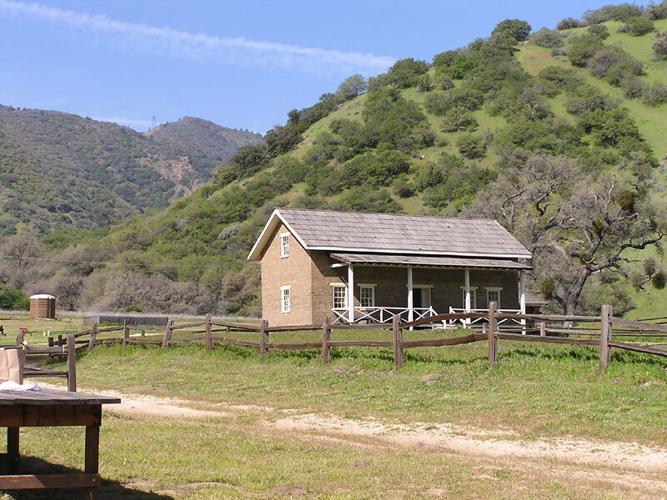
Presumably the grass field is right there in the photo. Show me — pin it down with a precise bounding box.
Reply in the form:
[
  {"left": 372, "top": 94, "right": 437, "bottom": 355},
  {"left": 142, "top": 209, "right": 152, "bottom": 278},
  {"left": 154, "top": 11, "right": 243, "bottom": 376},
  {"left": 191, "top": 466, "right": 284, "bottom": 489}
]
[{"left": 2, "top": 314, "right": 667, "bottom": 498}]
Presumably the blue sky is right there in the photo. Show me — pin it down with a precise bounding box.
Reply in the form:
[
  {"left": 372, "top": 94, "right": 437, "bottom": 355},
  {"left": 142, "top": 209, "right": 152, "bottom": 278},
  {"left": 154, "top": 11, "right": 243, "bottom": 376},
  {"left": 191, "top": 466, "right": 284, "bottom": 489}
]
[{"left": 0, "top": 0, "right": 637, "bottom": 133}]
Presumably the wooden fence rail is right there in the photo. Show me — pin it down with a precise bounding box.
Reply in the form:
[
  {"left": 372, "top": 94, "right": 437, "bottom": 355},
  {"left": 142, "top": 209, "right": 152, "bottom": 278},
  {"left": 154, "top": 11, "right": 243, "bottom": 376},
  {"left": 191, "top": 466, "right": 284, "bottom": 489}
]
[{"left": 12, "top": 304, "right": 665, "bottom": 373}]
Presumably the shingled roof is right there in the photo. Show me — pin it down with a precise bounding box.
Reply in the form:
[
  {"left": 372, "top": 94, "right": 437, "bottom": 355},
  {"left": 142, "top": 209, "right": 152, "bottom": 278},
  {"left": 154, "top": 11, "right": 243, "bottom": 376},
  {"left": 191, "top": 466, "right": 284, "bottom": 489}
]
[{"left": 248, "top": 208, "right": 531, "bottom": 261}]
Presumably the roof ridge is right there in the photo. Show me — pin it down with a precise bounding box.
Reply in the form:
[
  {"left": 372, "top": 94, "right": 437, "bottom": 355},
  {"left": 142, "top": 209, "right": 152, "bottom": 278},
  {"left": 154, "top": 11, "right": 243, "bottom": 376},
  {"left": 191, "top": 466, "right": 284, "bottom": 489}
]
[{"left": 277, "top": 207, "right": 498, "bottom": 223}]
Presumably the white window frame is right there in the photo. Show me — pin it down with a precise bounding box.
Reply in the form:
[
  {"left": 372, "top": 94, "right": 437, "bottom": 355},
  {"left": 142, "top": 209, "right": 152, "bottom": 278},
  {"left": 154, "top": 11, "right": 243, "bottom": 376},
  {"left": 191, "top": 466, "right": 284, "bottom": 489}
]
[
  {"left": 486, "top": 287, "right": 502, "bottom": 309},
  {"left": 331, "top": 284, "right": 347, "bottom": 309},
  {"left": 412, "top": 284, "right": 432, "bottom": 308},
  {"left": 279, "top": 232, "right": 290, "bottom": 258},
  {"left": 460, "top": 286, "right": 478, "bottom": 309},
  {"left": 280, "top": 285, "right": 291, "bottom": 313},
  {"left": 358, "top": 283, "right": 377, "bottom": 308}
]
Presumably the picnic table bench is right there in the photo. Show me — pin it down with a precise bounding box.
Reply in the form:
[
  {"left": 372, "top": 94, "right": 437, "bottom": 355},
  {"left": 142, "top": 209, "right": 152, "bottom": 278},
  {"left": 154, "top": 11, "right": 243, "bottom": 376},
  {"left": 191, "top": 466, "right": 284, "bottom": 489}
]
[{"left": 0, "top": 387, "right": 120, "bottom": 499}]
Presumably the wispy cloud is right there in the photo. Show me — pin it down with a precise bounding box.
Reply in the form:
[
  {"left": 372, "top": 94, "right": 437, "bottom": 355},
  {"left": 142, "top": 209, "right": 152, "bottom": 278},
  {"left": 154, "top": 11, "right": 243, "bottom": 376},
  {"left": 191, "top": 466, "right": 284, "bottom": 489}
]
[{"left": 0, "top": 0, "right": 395, "bottom": 74}]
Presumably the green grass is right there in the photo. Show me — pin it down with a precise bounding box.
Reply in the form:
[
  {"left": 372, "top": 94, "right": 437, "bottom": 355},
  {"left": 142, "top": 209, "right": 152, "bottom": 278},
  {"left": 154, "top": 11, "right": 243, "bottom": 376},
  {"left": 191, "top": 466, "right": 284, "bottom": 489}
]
[{"left": 40, "top": 332, "right": 667, "bottom": 446}]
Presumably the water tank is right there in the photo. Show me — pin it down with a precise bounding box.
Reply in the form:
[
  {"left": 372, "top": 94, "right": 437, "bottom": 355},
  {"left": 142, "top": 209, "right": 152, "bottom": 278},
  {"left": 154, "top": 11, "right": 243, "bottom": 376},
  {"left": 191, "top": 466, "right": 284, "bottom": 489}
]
[{"left": 29, "top": 294, "right": 56, "bottom": 319}]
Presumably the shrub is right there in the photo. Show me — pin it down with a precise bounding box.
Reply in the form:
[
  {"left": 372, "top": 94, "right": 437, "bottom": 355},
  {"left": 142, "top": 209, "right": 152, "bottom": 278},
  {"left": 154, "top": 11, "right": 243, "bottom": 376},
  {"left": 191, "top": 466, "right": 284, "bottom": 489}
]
[
  {"left": 579, "top": 108, "right": 641, "bottom": 146},
  {"left": 647, "top": 0, "right": 667, "bottom": 20},
  {"left": 588, "top": 24, "right": 610, "bottom": 39},
  {"left": 624, "top": 16, "right": 654, "bottom": 36},
  {"left": 417, "top": 74, "right": 435, "bottom": 92},
  {"left": 583, "top": 4, "right": 643, "bottom": 25},
  {"left": 642, "top": 83, "right": 667, "bottom": 105},
  {"left": 565, "top": 85, "right": 610, "bottom": 114},
  {"left": 556, "top": 17, "right": 582, "bottom": 30},
  {"left": 335, "top": 74, "right": 367, "bottom": 101},
  {"left": 623, "top": 76, "right": 648, "bottom": 98},
  {"left": 0, "top": 286, "right": 28, "bottom": 310},
  {"left": 588, "top": 47, "right": 643, "bottom": 86},
  {"left": 442, "top": 106, "right": 478, "bottom": 132},
  {"left": 529, "top": 28, "right": 564, "bottom": 47},
  {"left": 567, "top": 34, "right": 604, "bottom": 66},
  {"left": 362, "top": 89, "right": 428, "bottom": 151},
  {"left": 391, "top": 175, "right": 415, "bottom": 198},
  {"left": 456, "top": 134, "right": 486, "bottom": 159},
  {"left": 334, "top": 187, "right": 401, "bottom": 213},
  {"left": 384, "top": 58, "right": 430, "bottom": 88},
  {"left": 653, "top": 32, "right": 667, "bottom": 60},
  {"left": 425, "top": 88, "right": 484, "bottom": 115},
  {"left": 432, "top": 50, "right": 476, "bottom": 79}
]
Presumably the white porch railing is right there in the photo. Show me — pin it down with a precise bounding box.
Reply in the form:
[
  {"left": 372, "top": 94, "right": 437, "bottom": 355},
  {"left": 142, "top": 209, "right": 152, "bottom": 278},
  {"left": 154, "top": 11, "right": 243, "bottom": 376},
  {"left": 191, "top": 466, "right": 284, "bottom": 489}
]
[
  {"left": 331, "top": 306, "right": 437, "bottom": 325},
  {"left": 447, "top": 307, "right": 522, "bottom": 328}
]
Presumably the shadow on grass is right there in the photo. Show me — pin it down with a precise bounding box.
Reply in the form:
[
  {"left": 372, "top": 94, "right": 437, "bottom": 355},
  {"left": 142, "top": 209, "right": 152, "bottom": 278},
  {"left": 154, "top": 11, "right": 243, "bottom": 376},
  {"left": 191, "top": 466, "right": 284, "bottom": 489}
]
[{"left": 1, "top": 456, "right": 172, "bottom": 499}]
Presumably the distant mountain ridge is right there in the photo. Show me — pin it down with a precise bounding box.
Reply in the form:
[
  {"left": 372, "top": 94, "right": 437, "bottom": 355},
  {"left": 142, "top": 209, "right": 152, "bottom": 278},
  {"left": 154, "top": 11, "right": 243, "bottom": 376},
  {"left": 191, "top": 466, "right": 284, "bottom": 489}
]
[{"left": 0, "top": 106, "right": 263, "bottom": 234}]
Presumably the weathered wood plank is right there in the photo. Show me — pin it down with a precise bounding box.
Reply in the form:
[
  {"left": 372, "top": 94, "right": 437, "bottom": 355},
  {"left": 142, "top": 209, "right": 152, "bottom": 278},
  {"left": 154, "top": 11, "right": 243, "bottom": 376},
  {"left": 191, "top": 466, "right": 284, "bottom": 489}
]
[
  {"left": 402, "top": 333, "right": 485, "bottom": 348},
  {"left": 0, "top": 473, "right": 100, "bottom": 490}
]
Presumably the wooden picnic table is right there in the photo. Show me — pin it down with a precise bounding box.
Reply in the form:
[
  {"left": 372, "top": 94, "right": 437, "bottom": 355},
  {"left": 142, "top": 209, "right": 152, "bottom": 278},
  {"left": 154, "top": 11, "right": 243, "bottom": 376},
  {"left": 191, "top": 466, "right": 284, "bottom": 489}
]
[{"left": 0, "top": 387, "right": 120, "bottom": 499}]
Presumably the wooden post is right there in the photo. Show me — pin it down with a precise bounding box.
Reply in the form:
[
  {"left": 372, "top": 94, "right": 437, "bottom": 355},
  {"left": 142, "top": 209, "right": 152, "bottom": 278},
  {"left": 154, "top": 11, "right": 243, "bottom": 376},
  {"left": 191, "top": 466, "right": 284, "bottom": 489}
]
[
  {"left": 7, "top": 427, "right": 19, "bottom": 474},
  {"left": 321, "top": 320, "right": 331, "bottom": 364},
  {"left": 162, "top": 320, "right": 173, "bottom": 348},
  {"left": 140, "top": 328, "right": 146, "bottom": 337},
  {"left": 260, "top": 320, "right": 269, "bottom": 358},
  {"left": 539, "top": 321, "right": 546, "bottom": 337},
  {"left": 57, "top": 335, "right": 63, "bottom": 347},
  {"left": 48, "top": 336, "right": 54, "bottom": 347},
  {"left": 392, "top": 315, "right": 403, "bottom": 370},
  {"left": 599, "top": 304, "right": 611, "bottom": 374},
  {"left": 67, "top": 333, "right": 77, "bottom": 392},
  {"left": 122, "top": 320, "right": 129, "bottom": 345},
  {"left": 205, "top": 315, "right": 212, "bottom": 352},
  {"left": 84, "top": 419, "right": 100, "bottom": 500},
  {"left": 488, "top": 301, "right": 497, "bottom": 367},
  {"left": 88, "top": 324, "right": 97, "bottom": 350}
]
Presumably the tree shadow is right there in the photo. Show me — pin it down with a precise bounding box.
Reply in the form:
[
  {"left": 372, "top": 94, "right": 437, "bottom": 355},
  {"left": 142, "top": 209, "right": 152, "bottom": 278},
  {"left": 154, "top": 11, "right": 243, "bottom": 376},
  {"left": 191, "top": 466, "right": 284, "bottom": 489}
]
[{"left": 1, "top": 456, "right": 173, "bottom": 499}]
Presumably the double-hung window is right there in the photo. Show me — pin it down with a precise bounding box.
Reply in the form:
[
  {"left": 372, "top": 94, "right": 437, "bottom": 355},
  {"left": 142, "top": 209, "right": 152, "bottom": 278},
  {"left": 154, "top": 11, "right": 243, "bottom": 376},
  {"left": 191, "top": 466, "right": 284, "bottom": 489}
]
[
  {"left": 359, "top": 284, "right": 376, "bottom": 308},
  {"left": 486, "top": 288, "right": 501, "bottom": 308},
  {"left": 279, "top": 232, "right": 289, "bottom": 258},
  {"left": 332, "top": 285, "right": 347, "bottom": 309},
  {"left": 280, "top": 286, "right": 291, "bottom": 313},
  {"left": 461, "top": 287, "right": 478, "bottom": 309}
]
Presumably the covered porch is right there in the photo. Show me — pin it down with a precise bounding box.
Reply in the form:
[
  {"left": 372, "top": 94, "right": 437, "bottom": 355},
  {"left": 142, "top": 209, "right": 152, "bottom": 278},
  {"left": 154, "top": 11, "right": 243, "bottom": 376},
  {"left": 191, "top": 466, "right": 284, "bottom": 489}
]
[{"left": 328, "top": 253, "right": 531, "bottom": 327}]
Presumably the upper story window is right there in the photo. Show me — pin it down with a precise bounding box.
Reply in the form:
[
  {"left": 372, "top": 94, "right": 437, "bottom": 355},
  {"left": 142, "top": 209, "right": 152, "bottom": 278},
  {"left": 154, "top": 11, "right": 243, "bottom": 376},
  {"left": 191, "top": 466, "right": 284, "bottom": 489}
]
[
  {"left": 280, "top": 286, "right": 291, "bottom": 313},
  {"left": 359, "top": 284, "right": 376, "bottom": 308},
  {"left": 332, "top": 285, "right": 347, "bottom": 309},
  {"left": 486, "top": 288, "right": 502, "bottom": 308},
  {"left": 279, "top": 232, "right": 290, "bottom": 258}
]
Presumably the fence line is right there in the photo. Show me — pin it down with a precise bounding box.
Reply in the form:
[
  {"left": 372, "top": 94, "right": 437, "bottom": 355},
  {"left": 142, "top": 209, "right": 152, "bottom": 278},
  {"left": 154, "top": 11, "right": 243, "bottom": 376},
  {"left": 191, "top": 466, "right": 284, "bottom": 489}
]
[{"left": 5, "top": 304, "right": 666, "bottom": 373}]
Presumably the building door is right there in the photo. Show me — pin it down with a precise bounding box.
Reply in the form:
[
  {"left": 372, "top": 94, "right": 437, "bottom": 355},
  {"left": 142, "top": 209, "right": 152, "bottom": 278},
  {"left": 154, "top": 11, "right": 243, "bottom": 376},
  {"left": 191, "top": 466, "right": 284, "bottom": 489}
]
[{"left": 412, "top": 287, "right": 432, "bottom": 308}]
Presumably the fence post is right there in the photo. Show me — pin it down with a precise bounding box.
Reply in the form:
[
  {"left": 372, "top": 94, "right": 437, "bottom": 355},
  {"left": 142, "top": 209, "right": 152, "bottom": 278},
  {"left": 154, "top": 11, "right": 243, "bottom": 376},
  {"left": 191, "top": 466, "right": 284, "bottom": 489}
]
[
  {"left": 122, "top": 320, "right": 129, "bottom": 346},
  {"left": 488, "top": 301, "right": 497, "bottom": 367},
  {"left": 321, "top": 320, "right": 331, "bottom": 365},
  {"left": 205, "top": 315, "right": 212, "bottom": 352},
  {"left": 67, "top": 333, "right": 77, "bottom": 392},
  {"left": 539, "top": 321, "right": 546, "bottom": 337},
  {"left": 260, "top": 320, "right": 269, "bottom": 359},
  {"left": 392, "top": 315, "right": 403, "bottom": 370},
  {"left": 140, "top": 328, "right": 146, "bottom": 337},
  {"left": 88, "top": 324, "right": 97, "bottom": 349},
  {"left": 599, "top": 304, "right": 612, "bottom": 374},
  {"left": 162, "top": 320, "right": 173, "bottom": 348}
]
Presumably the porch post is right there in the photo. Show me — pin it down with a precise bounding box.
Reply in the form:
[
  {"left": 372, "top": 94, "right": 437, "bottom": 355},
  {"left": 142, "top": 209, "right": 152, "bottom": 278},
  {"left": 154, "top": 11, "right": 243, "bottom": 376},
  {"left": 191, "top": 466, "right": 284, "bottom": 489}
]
[
  {"left": 407, "top": 265, "right": 414, "bottom": 324},
  {"left": 519, "top": 270, "right": 527, "bottom": 334},
  {"left": 348, "top": 264, "right": 355, "bottom": 323},
  {"left": 464, "top": 268, "right": 471, "bottom": 326}
]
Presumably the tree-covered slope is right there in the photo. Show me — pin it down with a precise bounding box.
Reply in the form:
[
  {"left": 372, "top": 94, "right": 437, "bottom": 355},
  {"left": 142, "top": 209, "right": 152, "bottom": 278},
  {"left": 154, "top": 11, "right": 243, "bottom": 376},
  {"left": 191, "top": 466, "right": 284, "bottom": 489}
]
[
  {"left": 0, "top": 107, "right": 262, "bottom": 235},
  {"left": 5, "top": 3, "right": 667, "bottom": 318}
]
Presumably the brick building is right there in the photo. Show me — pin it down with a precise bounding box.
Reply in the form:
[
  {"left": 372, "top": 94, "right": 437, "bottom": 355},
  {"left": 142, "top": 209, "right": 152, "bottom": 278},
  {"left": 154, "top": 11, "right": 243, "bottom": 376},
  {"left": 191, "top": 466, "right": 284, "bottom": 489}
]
[{"left": 248, "top": 208, "right": 534, "bottom": 328}]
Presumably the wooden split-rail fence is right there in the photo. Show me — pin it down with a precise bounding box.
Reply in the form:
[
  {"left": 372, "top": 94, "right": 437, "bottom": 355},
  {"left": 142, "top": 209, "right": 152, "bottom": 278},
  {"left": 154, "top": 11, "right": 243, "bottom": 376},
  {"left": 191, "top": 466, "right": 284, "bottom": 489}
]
[{"left": 6, "top": 304, "right": 667, "bottom": 374}]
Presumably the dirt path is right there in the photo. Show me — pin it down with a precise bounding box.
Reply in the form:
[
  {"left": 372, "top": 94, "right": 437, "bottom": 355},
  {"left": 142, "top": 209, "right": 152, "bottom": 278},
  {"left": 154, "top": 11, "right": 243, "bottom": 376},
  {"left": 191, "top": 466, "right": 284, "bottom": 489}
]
[{"left": 53, "top": 384, "right": 667, "bottom": 481}]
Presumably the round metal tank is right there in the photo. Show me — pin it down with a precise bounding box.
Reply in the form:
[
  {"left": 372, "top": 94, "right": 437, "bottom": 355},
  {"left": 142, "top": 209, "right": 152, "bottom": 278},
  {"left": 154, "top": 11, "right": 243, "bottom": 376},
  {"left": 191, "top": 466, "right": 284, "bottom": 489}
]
[{"left": 29, "top": 294, "right": 56, "bottom": 319}]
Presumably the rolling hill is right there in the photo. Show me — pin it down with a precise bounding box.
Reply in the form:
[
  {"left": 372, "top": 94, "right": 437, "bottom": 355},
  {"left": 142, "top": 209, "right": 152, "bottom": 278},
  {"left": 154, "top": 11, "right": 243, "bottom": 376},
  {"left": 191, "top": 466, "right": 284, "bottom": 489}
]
[
  {"left": 0, "top": 107, "right": 262, "bottom": 235},
  {"left": 5, "top": 3, "right": 667, "bottom": 318}
]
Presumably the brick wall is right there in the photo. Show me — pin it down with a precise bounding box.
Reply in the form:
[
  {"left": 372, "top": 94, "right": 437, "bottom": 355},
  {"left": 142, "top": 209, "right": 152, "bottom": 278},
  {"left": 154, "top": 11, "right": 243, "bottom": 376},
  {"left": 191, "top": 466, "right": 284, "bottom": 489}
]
[{"left": 260, "top": 222, "right": 314, "bottom": 327}]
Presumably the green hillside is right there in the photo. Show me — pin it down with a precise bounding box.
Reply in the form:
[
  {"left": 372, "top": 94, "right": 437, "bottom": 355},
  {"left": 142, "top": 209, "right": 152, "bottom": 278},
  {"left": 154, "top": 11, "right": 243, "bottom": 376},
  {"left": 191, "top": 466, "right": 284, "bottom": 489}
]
[
  {"left": 0, "top": 108, "right": 262, "bottom": 235},
  {"left": 4, "top": 3, "right": 667, "bottom": 318}
]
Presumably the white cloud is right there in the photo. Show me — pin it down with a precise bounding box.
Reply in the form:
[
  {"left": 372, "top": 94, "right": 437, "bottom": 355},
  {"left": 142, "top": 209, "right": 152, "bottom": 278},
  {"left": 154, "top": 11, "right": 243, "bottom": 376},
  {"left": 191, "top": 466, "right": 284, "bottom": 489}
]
[{"left": 0, "top": 0, "right": 395, "bottom": 74}]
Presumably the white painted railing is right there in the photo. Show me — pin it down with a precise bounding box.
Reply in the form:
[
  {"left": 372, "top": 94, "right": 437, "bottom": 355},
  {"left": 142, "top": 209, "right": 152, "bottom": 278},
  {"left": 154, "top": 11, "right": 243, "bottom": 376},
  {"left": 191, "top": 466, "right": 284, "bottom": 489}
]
[
  {"left": 447, "top": 307, "right": 522, "bottom": 328},
  {"left": 331, "top": 306, "right": 437, "bottom": 325}
]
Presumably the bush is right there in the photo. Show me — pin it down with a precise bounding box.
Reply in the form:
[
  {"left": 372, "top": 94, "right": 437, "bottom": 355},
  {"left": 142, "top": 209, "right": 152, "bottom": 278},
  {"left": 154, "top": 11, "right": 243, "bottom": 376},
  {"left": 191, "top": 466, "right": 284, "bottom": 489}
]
[
  {"left": 624, "top": 16, "right": 654, "bottom": 36},
  {"left": 425, "top": 88, "right": 484, "bottom": 115},
  {"left": 333, "top": 187, "right": 401, "bottom": 213},
  {"left": 335, "top": 74, "right": 367, "bottom": 101},
  {"left": 442, "top": 106, "right": 478, "bottom": 132},
  {"left": 623, "top": 76, "right": 648, "bottom": 98},
  {"left": 567, "top": 34, "right": 604, "bottom": 66},
  {"left": 588, "top": 24, "right": 610, "bottom": 39},
  {"left": 588, "top": 47, "right": 643, "bottom": 86},
  {"left": 653, "top": 32, "right": 667, "bottom": 60},
  {"left": 556, "top": 17, "right": 582, "bottom": 30},
  {"left": 432, "top": 51, "right": 476, "bottom": 79},
  {"left": 417, "top": 74, "right": 434, "bottom": 92},
  {"left": 362, "top": 89, "right": 428, "bottom": 151},
  {"left": 583, "top": 4, "right": 643, "bottom": 24},
  {"left": 384, "top": 58, "right": 430, "bottom": 88},
  {"left": 0, "top": 286, "right": 28, "bottom": 310},
  {"left": 642, "top": 83, "right": 667, "bottom": 105},
  {"left": 529, "top": 28, "right": 564, "bottom": 47},
  {"left": 648, "top": 0, "right": 667, "bottom": 20},
  {"left": 456, "top": 134, "right": 486, "bottom": 159}
]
